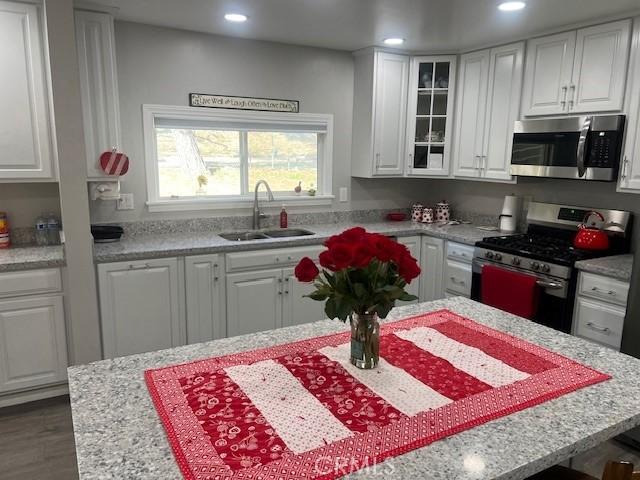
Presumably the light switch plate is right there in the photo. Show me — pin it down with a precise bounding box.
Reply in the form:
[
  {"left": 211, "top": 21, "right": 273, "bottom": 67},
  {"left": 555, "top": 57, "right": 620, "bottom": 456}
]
[
  {"left": 117, "top": 193, "right": 134, "bottom": 210},
  {"left": 339, "top": 187, "right": 348, "bottom": 202}
]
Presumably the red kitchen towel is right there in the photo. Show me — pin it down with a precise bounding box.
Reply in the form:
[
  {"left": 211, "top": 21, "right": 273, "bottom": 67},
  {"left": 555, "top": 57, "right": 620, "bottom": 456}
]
[
  {"left": 482, "top": 264, "right": 540, "bottom": 319},
  {"left": 145, "top": 309, "right": 609, "bottom": 480}
]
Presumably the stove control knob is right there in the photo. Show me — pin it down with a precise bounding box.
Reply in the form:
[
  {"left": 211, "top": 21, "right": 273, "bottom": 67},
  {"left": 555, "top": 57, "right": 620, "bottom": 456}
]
[
  {"left": 512, "top": 257, "right": 521, "bottom": 266},
  {"left": 531, "top": 262, "right": 540, "bottom": 271},
  {"left": 485, "top": 251, "right": 495, "bottom": 259},
  {"left": 541, "top": 264, "right": 551, "bottom": 273},
  {"left": 494, "top": 253, "right": 503, "bottom": 261}
]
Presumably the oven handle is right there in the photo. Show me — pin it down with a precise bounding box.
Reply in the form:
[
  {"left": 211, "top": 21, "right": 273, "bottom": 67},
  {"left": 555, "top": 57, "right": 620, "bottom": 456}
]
[
  {"left": 536, "top": 280, "right": 563, "bottom": 290},
  {"left": 576, "top": 116, "right": 592, "bottom": 178},
  {"left": 473, "top": 258, "right": 565, "bottom": 291}
]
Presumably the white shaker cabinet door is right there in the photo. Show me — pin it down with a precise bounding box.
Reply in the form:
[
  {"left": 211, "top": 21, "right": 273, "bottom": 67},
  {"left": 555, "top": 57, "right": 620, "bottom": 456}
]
[
  {"left": 396, "top": 236, "right": 422, "bottom": 304},
  {"left": 420, "top": 236, "right": 445, "bottom": 301},
  {"left": 185, "top": 254, "right": 226, "bottom": 343},
  {"left": 98, "top": 258, "right": 185, "bottom": 359},
  {"left": 619, "top": 17, "right": 640, "bottom": 192},
  {"left": 522, "top": 31, "right": 576, "bottom": 116},
  {"left": 482, "top": 42, "right": 524, "bottom": 182},
  {"left": 282, "top": 268, "right": 326, "bottom": 327},
  {"left": 452, "top": 50, "right": 490, "bottom": 178},
  {"left": 226, "top": 269, "right": 283, "bottom": 337},
  {"left": 75, "top": 10, "right": 122, "bottom": 179},
  {"left": 0, "top": 295, "right": 67, "bottom": 392},
  {"left": 0, "top": 1, "right": 54, "bottom": 179},
  {"left": 571, "top": 20, "right": 631, "bottom": 113},
  {"left": 372, "top": 52, "right": 409, "bottom": 176}
]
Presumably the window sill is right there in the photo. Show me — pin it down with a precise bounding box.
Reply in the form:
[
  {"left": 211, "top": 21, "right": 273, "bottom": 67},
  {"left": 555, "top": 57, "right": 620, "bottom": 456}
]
[{"left": 146, "top": 195, "right": 335, "bottom": 212}]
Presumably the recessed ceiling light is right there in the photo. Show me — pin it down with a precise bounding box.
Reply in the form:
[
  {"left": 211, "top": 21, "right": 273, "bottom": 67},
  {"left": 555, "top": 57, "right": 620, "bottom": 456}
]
[
  {"left": 498, "top": 1, "right": 526, "bottom": 11},
  {"left": 383, "top": 38, "right": 405, "bottom": 46},
  {"left": 224, "top": 13, "right": 248, "bottom": 23}
]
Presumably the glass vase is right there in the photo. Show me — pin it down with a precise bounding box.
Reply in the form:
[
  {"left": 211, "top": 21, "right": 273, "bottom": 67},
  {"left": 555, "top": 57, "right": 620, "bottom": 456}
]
[{"left": 350, "top": 312, "right": 380, "bottom": 369}]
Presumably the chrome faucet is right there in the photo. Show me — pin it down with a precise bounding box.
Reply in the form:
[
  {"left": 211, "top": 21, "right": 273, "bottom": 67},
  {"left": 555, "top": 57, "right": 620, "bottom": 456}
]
[{"left": 252, "top": 180, "right": 275, "bottom": 230}]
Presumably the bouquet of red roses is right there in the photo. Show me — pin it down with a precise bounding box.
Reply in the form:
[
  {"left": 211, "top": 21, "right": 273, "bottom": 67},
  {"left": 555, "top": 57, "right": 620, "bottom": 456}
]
[{"left": 294, "top": 227, "right": 421, "bottom": 321}]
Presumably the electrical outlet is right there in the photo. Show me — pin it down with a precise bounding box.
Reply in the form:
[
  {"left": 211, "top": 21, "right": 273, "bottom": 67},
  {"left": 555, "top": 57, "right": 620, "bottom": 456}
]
[
  {"left": 339, "top": 187, "right": 348, "bottom": 202},
  {"left": 117, "top": 193, "right": 134, "bottom": 210}
]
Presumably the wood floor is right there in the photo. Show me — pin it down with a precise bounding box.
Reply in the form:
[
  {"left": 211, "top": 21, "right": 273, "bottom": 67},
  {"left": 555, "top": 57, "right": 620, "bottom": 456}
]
[{"left": 0, "top": 395, "right": 639, "bottom": 480}]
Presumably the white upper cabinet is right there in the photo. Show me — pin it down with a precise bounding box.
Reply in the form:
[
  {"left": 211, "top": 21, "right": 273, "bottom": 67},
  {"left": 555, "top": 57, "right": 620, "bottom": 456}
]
[
  {"left": 0, "top": 1, "right": 55, "bottom": 180},
  {"left": 482, "top": 43, "right": 524, "bottom": 181},
  {"left": 405, "top": 56, "right": 457, "bottom": 177},
  {"left": 75, "top": 10, "right": 122, "bottom": 179},
  {"left": 453, "top": 42, "right": 523, "bottom": 182},
  {"left": 352, "top": 50, "right": 409, "bottom": 177},
  {"left": 619, "top": 17, "right": 640, "bottom": 193},
  {"left": 522, "top": 31, "right": 576, "bottom": 116},
  {"left": 572, "top": 20, "right": 632, "bottom": 113},
  {"left": 452, "top": 50, "right": 490, "bottom": 179},
  {"left": 522, "top": 20, "right": 631, "bottom": 116}
]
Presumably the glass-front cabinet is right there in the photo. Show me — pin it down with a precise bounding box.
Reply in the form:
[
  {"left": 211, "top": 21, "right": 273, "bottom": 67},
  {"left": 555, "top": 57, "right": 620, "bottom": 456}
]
[{"left": 405, "top": 56, "right": 457, "bottom": 177}]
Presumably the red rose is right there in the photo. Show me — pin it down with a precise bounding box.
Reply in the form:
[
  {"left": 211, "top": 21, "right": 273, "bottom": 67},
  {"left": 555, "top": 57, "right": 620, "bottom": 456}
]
[
  {"left": 350, "top": 243, "right": 375, "bottom": 268},
  {"left": 367, "top": 234, "right": 394, "bottom": 262},
  {"left": 399, "top": 255, "right": 421, "bottom": 283},
  {"left": 391, "top": 242, "right": 411, "bottom": 265},
  {"left": 329, "top": 243, "right": 353, "bottom": 270},
  {"left": 323, "top": 235, "right": 341, "bottom": 249},
  {"left": 319, "top": 250, "right": 337, "bottom": 270},
  {"left": 338, "top": 227, "right": 366, "bottom": 243},
  {"left": 294, "top": 257, "right": 320, "bottom": 282}
]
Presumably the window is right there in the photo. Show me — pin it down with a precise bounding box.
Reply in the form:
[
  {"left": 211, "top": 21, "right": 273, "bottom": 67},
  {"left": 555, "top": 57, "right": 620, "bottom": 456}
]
[{"left": 143, "top": 105, "right": 333, "bottom": 211}]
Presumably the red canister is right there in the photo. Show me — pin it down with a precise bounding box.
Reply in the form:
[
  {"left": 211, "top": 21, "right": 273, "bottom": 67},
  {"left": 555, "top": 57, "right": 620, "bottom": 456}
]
[{"left": 0, "top": 212, "right": 10, "bottom": 249}]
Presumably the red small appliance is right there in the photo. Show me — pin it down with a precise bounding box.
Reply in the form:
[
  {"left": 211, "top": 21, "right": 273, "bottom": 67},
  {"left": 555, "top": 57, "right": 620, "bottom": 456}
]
[{"left": 573, "top": 211, "right": 610, "bottom": 251}]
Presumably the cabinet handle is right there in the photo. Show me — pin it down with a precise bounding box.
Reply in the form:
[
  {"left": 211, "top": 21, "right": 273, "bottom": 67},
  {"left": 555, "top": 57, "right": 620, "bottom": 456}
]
[
  {"left": 568, "top": 84, "right": 575, "bottom": 110},
  {"left": 482, "top": 155, "right": 487, "bottom": 171},
  {"left": 586, "top": 322, "right": 611, "bottom": 334},
  {"left": 129, "top": 263, "right": 151, "bottom": 270},
  {"left": 621, "top": 156, "right": 629, "bottom": 180},
  {"left": 561, "top": 85, "right": 568, "bottom": 110},
  {"left": 591, "top": 286, "right": 616, "bottom": 296},
  {"left": 475, "top": 155, "right": 481, "bottom": 170},
  {"left": 450, "top": 276, "right": 466, "bottom": 285},
  {"left": 213, "top": 263, "right": 219, "bottom": 281},
  {"left": 375, "top": 153, "right": 381, "bottom": 170}
]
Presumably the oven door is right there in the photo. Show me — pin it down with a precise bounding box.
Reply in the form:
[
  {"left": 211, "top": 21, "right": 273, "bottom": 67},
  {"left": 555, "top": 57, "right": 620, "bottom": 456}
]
[{"left": 471, "top": 258, "right": 575, "bottom": 333}]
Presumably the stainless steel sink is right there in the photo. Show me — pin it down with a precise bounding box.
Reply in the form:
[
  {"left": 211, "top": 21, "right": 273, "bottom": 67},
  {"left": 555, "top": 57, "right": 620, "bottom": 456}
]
[
  {"left": 262, "top": 228, "right": 315, "bottom": 238},
  {"left": 219, "top": 228, "right": 315, "bottom": 241},
  {"left": 219, "top": 231, "right": 270, "bottom": 241}
]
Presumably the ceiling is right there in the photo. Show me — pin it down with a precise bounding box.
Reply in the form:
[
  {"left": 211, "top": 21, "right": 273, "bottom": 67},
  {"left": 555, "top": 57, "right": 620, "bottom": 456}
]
[{"left": 83, "top": 0, "right": 640, "bottom": 52}]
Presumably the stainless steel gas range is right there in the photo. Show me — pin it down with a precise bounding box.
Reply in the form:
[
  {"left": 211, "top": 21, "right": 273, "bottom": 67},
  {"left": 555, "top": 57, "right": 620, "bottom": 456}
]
[{"left": 471, "top": 202, "right": 632, "bottom": 333}]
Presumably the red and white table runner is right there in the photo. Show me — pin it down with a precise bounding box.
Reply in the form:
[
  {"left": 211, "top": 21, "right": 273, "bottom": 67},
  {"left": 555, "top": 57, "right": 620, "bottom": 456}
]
[{"left": 145, "top": 310, "right": 610, "bottom": 480}]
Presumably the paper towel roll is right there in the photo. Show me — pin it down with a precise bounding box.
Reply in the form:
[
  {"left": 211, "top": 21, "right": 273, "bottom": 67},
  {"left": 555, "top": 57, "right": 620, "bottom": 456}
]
[{"left": 499, "top": 195, "right": 520, "bottom": 233}]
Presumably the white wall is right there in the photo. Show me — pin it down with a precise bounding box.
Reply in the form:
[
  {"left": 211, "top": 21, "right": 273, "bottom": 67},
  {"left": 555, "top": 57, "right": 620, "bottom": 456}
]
[
  {"left": 90, "top": 21, "right": 417, "bottom": 224},
  {"left": 0, "top": 184, "right": 61, "bottom": 228}
]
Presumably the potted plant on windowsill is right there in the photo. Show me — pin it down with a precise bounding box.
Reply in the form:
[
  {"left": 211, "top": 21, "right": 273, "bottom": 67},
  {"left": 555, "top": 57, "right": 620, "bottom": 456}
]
[{"left": 294, "top": 227, "right": 421, "bottom": 369}]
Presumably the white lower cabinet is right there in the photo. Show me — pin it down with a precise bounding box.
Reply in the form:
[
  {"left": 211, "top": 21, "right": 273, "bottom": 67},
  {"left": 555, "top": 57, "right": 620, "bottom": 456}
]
[
  {"left": 444, "top": 242, "right": 474, "bottom": 298},
  {"left": 226, "top": 269, "right": 283, "bottom": 337},
  {"left": 397, "top": 236, "right": 422, "bottom": 304},
  {"left": 185, "top": 254, "right": 225, "bottom": 343},
  {"left": 97, "top": 258, "right": 185, "bottom": 359},
  {"left": 421, "top": 236, "right": 445, "bottom": 301},
  {"left": 282, "top": 268, "right": 327, "bottom": 327},
  {"left": 572, "top": 271, "right": 629, "bottom": 350},
  {"left": 0, "top": 295, "right": 67, "bottom": 392}
]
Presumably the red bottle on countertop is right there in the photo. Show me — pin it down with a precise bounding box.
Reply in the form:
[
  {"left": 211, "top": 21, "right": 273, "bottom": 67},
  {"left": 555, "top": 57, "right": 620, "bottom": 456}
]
[{"left": 280, "top": 205, "right": 288, "bottom": 229}]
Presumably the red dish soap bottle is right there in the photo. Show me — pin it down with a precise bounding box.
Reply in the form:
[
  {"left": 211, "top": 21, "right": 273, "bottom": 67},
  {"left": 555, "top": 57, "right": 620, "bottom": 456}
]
[{"left": 280, "top": 205, "right": 288, "bottom": 229}]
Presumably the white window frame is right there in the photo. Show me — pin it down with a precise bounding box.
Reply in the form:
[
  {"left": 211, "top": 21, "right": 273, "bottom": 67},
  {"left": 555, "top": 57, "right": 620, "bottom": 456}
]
[{"left": 142, "top": 104, "right": 334, "bottom": 212}]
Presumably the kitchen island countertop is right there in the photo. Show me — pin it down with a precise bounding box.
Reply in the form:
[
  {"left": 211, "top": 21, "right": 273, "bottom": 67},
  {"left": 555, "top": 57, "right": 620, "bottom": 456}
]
[
  {"left": 68, "top": 297, "right": 640, "bottom": 480},
  {"left": 93, "top": 221, "right": 506, "bottom": 263}
]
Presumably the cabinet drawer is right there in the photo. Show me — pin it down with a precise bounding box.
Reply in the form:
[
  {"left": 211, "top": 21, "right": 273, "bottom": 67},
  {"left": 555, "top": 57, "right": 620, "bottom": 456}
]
[
  {"left": 574, "top": 296, "right": 625, "bottom": 350},
  {"left": 446, "top": 242, "right": 474, "bottom": 263},
  {"left": 0, "top": 269, "right": 62, "bottom": 298},
  {"left": 226, "top": 245, "right": 324, "bottom": 272},
  {"left": 445, "top": 260, "right": 472, "bottom": 296},
  {"left": 578, "top": 272, "right": 629, "bottom": 307}
]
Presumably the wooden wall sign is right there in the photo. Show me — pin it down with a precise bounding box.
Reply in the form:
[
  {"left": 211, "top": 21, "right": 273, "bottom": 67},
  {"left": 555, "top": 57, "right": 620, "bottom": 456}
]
[{"left": 189, "top": 93, "right": 299, "bottom": 113}]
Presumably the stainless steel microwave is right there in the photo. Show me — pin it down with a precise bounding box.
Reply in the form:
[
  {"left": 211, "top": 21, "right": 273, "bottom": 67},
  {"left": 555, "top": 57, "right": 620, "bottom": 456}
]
[{"left": 510, "top": 115, "right": 625, "bottom": 181}]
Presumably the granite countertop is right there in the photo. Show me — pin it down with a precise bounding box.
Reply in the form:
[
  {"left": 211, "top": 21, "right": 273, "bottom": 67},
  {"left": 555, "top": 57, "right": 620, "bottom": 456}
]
[
  {"left": 93, "top": 221, "right": 506, "bottom": 263},
  {"left": 0, "top": 245, "right": 65, "bottom": 272},
  {"left": 575, "top": 254, "right": 634, "bottom": 282},
  {"left": 68, "top": 297, "right": 640, "bottom": 480}
]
